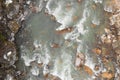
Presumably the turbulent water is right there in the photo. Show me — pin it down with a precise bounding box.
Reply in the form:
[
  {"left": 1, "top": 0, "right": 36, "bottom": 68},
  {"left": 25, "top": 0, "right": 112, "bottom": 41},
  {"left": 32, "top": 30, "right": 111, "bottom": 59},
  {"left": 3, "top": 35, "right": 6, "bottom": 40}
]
[{"left": 16, "top": 0, "right": 113, "bottom": 80}]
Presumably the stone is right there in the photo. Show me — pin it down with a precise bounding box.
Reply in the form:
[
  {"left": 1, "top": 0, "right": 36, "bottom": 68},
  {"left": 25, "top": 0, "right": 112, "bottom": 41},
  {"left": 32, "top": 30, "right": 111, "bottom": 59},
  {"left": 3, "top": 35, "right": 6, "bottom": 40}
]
[
  {"left": 8, "top": 20, "right": 20, "bottom": 34},
  {"left": 50, "top": 43, "right": 59, "bottom": 48},
  {"left": 101, "top": 71, "right": 114, "bottom": 79},
  {"left": 46, "top": 74, "right": 61, "bottom": 80},
  {"left": 94, "top": 64, "right": 100, "bottom": 71},
  {"left": 56, "top": 27, "right": 73, "bottom": 34},
  {"left": 115, "top": 47, "right": 120, "bottom": 55},
  {"left": 110, "top": 13, "right": 120, "bottom": 28},
  {"left": 92, "top": 48, "right": 101, "bottom": 55},
  {"left": 83, "top": 65, "right": 93, "bottom": 76},
  {"left": 75, "top": 53, "right": 85, "bottom": 68},
  {"left": 112, "top": 41, "right": 120, "bottom": 49},
  {"left": 101, "top": 33, "right": 113, "bottom": 44},
  {"left": 0, "top": 41, "right": 17, "bottom": 66}
]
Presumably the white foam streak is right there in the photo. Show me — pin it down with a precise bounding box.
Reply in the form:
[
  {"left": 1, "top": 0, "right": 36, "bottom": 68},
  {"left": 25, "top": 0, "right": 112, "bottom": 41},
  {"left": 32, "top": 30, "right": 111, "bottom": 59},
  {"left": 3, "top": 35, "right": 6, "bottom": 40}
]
[
  {"left": 38, "top": 0, "right": 44, "bottom": 12},
  {"left": 93, "top": 0, "right": 103, "bottom": 4},
  {"left": 21, "top": 42, "right": 51, "bottom": 66},
  {"left": 5, "top": 74, "right": 13, "bottom": 80},
  {"left": 5, "top": 0, "right": 12, "bottom": 5},
  {"left": 31, "top": 66, "right": 40, "bottom": 76},
  {"left": 76, "top": 9, "right": 88, "bottom": 35},
  {"left": 51, "top": 53, "right": 73, "bottom": 80}
]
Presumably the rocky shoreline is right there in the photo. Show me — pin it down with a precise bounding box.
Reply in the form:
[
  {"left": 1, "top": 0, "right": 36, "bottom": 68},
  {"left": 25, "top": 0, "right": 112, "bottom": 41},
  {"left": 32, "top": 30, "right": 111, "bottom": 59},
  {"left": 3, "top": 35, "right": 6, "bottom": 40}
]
[
  {"left": 91, "top": 0, "right": 120, "bottom": 79},
  {"left": 0, "top": 0, "right": 30, "bottom": 79}
]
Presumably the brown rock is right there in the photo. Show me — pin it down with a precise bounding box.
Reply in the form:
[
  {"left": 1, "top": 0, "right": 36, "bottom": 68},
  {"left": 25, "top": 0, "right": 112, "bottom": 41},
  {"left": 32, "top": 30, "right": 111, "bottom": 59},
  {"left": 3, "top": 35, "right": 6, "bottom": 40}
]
[
  {"left": 45, "top": 74, "right": 61, "bottom": 80},
  {"left": 56, "top": 27, "right": 73, "bottom": 34},
  {"left": 83, "top": 65, "right": 93, "bottom": 76},
  {"left": 101, "top": 72, "right": 114, "bottom": 79},
  {"left": 112, "top": 41, "right": 120, "bottom": 49},
  {"left": 115, "top": 47, "right": 120, "bottom": 55},
  {"left": 91, "top": 23, "right": 97, "bottom": 28},
  {"left": 102, "top": 56, "right": 108, "bottom": 63},
  {"left": 92, "top": 48, "right": 101, "bottom": 55},
  {"left": 50, "top": 15, "right": 56, "bottom": 21},
  {"left": 101, "top": 34, "right": 112, "bottom": 44},
  {"left": 92, "top": 4, "right": 97, "bottom": 10},
  {"left": 94, "top": 65, "right": 100, "bottom": 71},
  {"left": 50, "top": 43, "right": 59, "bottom": 48}
]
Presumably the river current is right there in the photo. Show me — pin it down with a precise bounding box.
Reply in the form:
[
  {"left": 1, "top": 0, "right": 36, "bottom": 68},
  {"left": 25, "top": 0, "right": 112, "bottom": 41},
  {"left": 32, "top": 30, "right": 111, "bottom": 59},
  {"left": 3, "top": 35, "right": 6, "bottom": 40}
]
[{"left": 16, "top": 0, "right": 113, "bottom": 80}]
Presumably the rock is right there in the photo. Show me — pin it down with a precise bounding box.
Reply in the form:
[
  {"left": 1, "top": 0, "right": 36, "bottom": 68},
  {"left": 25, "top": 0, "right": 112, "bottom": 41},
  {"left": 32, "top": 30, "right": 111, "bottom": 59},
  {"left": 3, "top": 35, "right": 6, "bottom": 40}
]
[
  {"left": 114, "top": 0, "right": 120, "bottom": 10},
  {"left": 104, "top": 28, "right": 111, "bottom": 34},
  {"left": 50, "top": 43, "right": 59, "bottom": 48},
  {"left": 115, "top": 47, "right": 120, "bottom": 55},
  {"left": 94, "top": 64, "right": 100, "bottom": 71},
  {"left": 83, "top": 65, "right": 93, "bottom": 76},
  {"left": 8, "top": 20, "right": 20, "bottom": 34},
  {"left": 116, "top": 54, "right": 120, "bottom": 64},
  {"left": 110, "top": 13, "right": 120, "bottom": 28},
  {"left": 101, "top": 34, "right": 112, "bottom": 44},
  {"left": 101, "top": 71, "right": 114, "bottom": 79},
  {"left": 118, "top": 31, "right": 120, "bottom": 35},
  {"left": 56, "top": 27, "right": 74, "bottom": 34},
  {"left": 92, "top": 48, "right": 101, "bottom": 55},
  {"left": 75, "top": 53, "right": 85, "bottom": 68},
  {"left": 29, "top": 2, "right": 42, "bottom": 13},
  {"left": 45, "top": 74, "right": 61, "bottom": 80},
  {"left": 0, "top": 41, "right": 17, "bottom": 66},
  {"left": 50, "top": 15, "right": 56, "bottom": 21},
  {"left": 112, "top": 41, "right": 120, "bottom": 49}
]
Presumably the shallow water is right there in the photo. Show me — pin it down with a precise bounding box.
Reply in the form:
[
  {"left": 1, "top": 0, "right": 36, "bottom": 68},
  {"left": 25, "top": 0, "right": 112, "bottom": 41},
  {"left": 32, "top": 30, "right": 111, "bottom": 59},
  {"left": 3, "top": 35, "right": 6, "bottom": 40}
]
[{"left": 16, "top": 0, "right": 112, "bottom": 80}]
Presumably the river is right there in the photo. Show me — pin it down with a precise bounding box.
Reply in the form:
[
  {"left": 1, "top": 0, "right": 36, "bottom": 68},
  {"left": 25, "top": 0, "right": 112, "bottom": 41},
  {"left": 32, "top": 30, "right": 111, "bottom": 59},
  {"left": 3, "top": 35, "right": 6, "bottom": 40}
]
[{"left": 16, "top": 0, "right": 114, "bottom": 80}]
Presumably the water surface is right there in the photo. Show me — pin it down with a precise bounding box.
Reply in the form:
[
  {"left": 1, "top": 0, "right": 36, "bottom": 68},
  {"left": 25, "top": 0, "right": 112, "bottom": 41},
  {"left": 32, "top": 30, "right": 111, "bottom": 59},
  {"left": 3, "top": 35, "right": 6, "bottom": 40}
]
[{"left": 16, "top": 0, "right": 112, "bottom": 80}]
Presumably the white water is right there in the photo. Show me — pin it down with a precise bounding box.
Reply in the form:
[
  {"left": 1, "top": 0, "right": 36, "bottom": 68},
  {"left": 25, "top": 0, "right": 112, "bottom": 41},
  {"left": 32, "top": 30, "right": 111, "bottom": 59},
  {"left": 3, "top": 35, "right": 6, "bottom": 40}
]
[{"left": 17, "top": 0, "right": 111, "bottom": 80}]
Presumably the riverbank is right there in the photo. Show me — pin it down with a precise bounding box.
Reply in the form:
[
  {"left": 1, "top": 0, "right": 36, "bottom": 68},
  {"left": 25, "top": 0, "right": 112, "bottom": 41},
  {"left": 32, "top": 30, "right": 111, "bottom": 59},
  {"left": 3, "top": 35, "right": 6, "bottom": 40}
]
[{"left": 0, "top": 0, "right": 30, "bottom": 79}]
